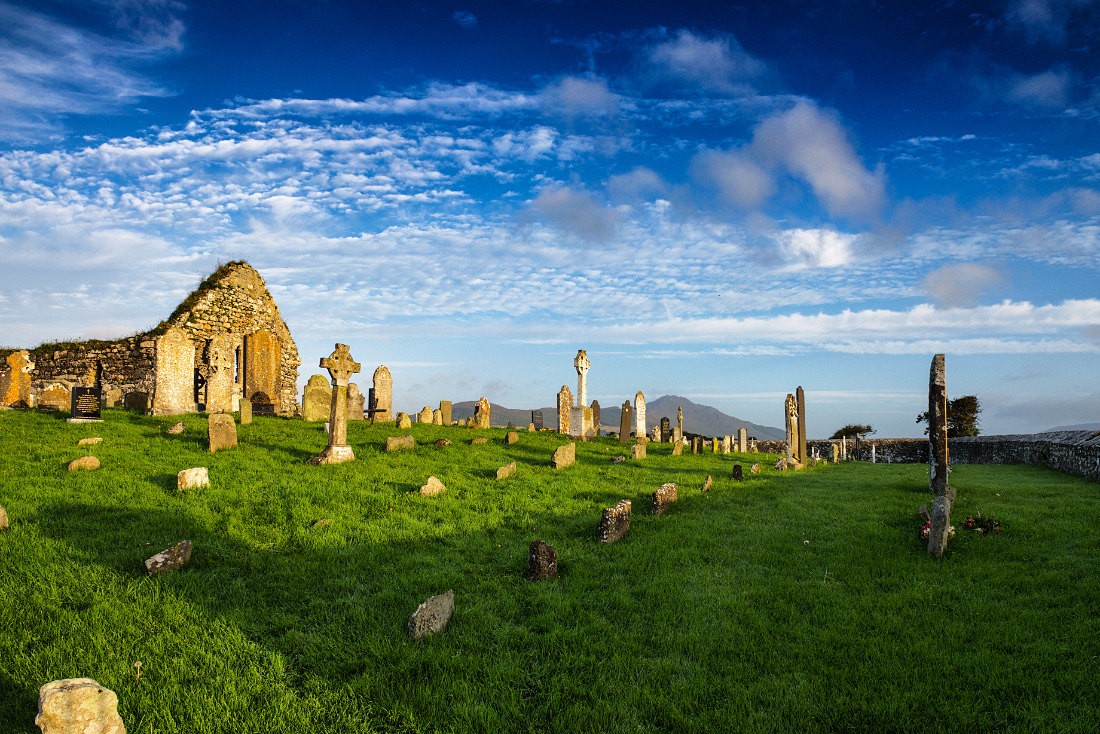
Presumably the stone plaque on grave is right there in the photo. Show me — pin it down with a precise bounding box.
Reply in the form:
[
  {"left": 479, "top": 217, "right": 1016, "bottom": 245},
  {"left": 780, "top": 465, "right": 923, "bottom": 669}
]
[
  {"left": 531, "top": 410, "right": 544, "bottom": 431},
  {"left": 70, "top": 387, "right": 101, "bottom": 420}
]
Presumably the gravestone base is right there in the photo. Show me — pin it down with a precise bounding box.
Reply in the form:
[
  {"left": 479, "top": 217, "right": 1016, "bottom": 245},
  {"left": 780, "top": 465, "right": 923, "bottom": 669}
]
[{"left": 309, "top": 445, "right": 356, "bottom": 465}]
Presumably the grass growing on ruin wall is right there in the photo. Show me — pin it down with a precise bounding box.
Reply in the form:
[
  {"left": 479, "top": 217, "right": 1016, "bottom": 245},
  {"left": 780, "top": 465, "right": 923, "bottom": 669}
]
[{"left": 0, "top": 409, "right": 1098, "bottom": 733}]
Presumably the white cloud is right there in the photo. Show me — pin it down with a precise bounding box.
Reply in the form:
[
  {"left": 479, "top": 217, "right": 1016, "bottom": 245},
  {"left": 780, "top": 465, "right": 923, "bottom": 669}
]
[
  {"left": 607, "top": 167, "right": 668, "bottom": 203},
  {"left": 539, "top": 76, "right": 620, "bottom": 118},
  {"left": 774, "top": 228, "right": 858, "bottom": 270},
  {"left": 920, "top": 263, "right": 1006, "bottom": 307},
  {"left": 526, "top": 185, "right": 617, "bottom": 243},
  {"left": 646, "top": 30, "right": 766, "bottom": 95},
  {"left": 1007, "top": 69, "right": 1072, "bottom": 108}
]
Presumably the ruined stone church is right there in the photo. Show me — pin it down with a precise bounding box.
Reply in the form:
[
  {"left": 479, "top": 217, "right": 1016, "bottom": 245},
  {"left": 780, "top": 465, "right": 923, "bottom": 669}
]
[{"left": 0, "top": 261, "right": 301, "bottom": 416}]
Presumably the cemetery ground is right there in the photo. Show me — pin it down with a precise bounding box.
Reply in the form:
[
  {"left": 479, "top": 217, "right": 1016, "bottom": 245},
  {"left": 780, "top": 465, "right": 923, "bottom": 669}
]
[{"left": 1, "top": 411, "right": 1098, "bottom": 733}]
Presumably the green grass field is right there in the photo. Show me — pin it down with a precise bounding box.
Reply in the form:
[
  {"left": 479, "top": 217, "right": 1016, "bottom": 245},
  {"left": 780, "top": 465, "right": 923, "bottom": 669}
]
[{"left": 1, "top": 409, "right": 1098, "bottom": 733}]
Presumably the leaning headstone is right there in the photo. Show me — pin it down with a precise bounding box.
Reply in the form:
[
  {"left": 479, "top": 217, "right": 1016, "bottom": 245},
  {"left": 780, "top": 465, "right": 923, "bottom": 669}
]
[
  {"left": 77, "top": 437, "right": 102, "bottom": 446},
  {"left": 672, "top": 440, "right": 683, "bottom": 456},
  {"left": 408, "top": 589, "right": 454, "bottom": 639},
  {"left": 652, "top": 483, "right": 678, "bottom": 514},
  {"left": 505, "top": 431, "right": 519, "bottom": 445},
  {"left": 419, "top": 476, "right": 446, "bottom": 497},
  {"left": 166, "top": 421, "right": 185, "bottom": 435},
  {"left": 396, "top": 412, "right": 412, "bottom": 429},
  {"left": 386, "top": 435, "right": 415, "bottom": 452},
  {"left": 731, "top": 464, "right": 744, "bottom": 481},
  {"left": 496, "top": 462, "right": 517, "bottom": 481},
  {"left": 239, "top": 398, "right": 253, "bottom": 425},
  {"left": 144, "top": 540, "right": 192, "bottom": 576},
  {"left": 551, "top": 442, "right": 575, "bottom": 469},
  {"left": 631, "top": 443, "right": 646, "bottom": 460},
  {"left": 35, "top": 679, "right": 125, "bottom": 734},
  {"left": 526, "top": 540, "right": 558, "bottom": 581},
  {"left": 68, "top": 456, "right": 100, "bottom": 472},
  {"left": 474, "top": 396, "right": 491, "bottom": 429},
  {"left": 302, "top": 374, "right": 332, "bottom": 422},
  {"left": 177, "top": 467, "right": 209, "bottom": 491},
  {"left": 598, "top": 500, "right": 631, "bottom": 543},
  {"left": 701, "top": 475, "right": 713, "bottom": 492},
  {"left": 207, "top": 413, "right": 237, "bottom": 452},
  {"left": 0, "top": 505, "right": 8, "bottom": 531},
  {"left": 417, "top": 406, "right": 433, "bottom": 424},
  {"left": 309, "top": 344, "right": 361, "bottom": 465},
  {"left": 347, "top": 383, "right": 365, "bottom": 421}
]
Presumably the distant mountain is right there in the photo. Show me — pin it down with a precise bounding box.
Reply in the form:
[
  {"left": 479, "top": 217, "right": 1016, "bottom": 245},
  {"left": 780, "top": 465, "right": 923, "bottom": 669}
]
[
  {"left": 449, "top": 395, "right": 784, "bottom": 440},
  {"left": 1043, "top": 423, "right": 1100, "bottom": 432}
]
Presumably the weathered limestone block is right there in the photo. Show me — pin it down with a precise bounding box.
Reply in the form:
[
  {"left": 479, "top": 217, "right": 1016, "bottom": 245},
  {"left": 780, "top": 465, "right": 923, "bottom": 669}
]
[
  {"left": 239, "top": 398, "right": 253, "bottom": 425},
  {"left": 505, "top": 431, "right": 519, "bottom": 445},
  {"left": 77, "top": 437, "right": 103, "bottom": 446},
  {"left": 652, "top": 483, "right": 678, "bottom": 515},
  {"left": 631, "top": 443, "right": 646, "bottom": 460},
  {"left": 386, "top": 435, "right": 415, "bottom": 452},
  {"left": 301, "top": 374, "right": 332, "bottom": 422},
  {"left": 207, "top": 414, "right": 237, "bottom": 452},
  {"left": 145, "top": 540, "right": 192, "bottom": 576},
  {"left": 346, "top": 383, "right": 365, "bottom": 421},
  {"left": 68, "top": 456, "right": 100, "bottom": 472},
  {"left": 496, "top": 462, "right": 517, "bottom": 481},
  {"left": 396, "top": 412, "right": 412, "bottom": 429},
  {"left": 35, "top": 678, "right": 125, "bottom": 734},
  {"left": 439, "top": 400, "right": 452, "bottom": 425},
  {"left": 927, "top": 494, "right": 952, "bottom": 558},
  {"left": 408, "top": 589, "right": 454, "bottom": 639},
  {"left": 434, "top": 438, "right": 452, "bottom": 447},
  {"left": 474, "top": 396, "right": 491, "bottom": 429},
  {"left": 551, "top": 442, "right": 575, "bottom": 469},
  {"left": 177, "top": 467, "right": 209, "bottom": 491},
  {"left": 599, "top": 500, "right": 631, "bottom": 543},
  {"left": 557, "top": 385, "right": 572, "bottom": 434},
  {"left": 526, "top": 540, "right": 557, "bottom": 581},
  {"left": 419, "top": 476, "right": 446, "bottom": 497},
  {"left": 38, "top": 383, "right": 72, "bottom": 412},
  {"left": 205, "top": 332, "right": 235, "bottom": 414},
  {"left": 151, "top": 326, "right": 195, "bottom": 415}
]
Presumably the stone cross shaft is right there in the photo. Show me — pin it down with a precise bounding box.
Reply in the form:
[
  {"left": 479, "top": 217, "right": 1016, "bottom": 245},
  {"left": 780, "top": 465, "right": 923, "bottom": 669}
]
[
  {"left": 573, "top": 349, "right": 590, "bottom": 407},
  {"left": 319, "top": 343, "right": 361, "bottom": 450}
]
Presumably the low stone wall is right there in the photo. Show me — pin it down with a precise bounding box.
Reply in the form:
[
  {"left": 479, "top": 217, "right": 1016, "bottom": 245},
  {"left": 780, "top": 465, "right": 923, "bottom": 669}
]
[{"left": 950, "top": 431, "right": 1100, "bottom": 482}]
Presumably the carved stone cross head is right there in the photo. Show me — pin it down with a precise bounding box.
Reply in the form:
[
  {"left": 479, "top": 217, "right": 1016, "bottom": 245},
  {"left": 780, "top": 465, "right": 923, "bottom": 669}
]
[{"left": 320, "top": 343, "right": 361, "bottom": 384}]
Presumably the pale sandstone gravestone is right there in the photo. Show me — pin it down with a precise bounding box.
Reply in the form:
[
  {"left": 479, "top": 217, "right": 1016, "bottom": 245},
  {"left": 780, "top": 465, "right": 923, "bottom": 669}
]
[
  {"left": 634, "top": 391, "right": 646, "bottom": 439},
  {"left": 347, "top": 383, "right": 365, "bottom": 421},
  {"left": 506, "top": 431, "right": 519, "bottom": 445},
  {"left": 619, "top": 401, "right": 633, "bottom": 442},
  {"left": 177, "top": 467, "right": 209, "bottom": 491},
  {"left": 556, "top": 385, "right": 572, "bottom": 434},
  {"left": 591, "top": 399, "right": 601, "bottom": 436},
  {"left": 526, "top": 540, "right": 558, "bottom": 581},
  {"left": 599, "top": 500, "right": 631, "bottom": 543},
  {"left": 677, "top": 405, "right": 683, "bottom": 435},
  {"left": 205, "top": 333, "right": 235, "bottom": 414},
  {"left": 386, "top": 435, "right": 415, "bottom": 452},
  {"left": 36, "top": 678, "right": 125, "bottom": 734},
  {"left": 151, "top": 326, "right": 196, "bottom": 415},
  {"left": 244, "top": 328, "right": 281, "bottom": 415},
  {"left": 145, "top": 540, "right": 192, "bottom": 576},
  {"left": 68, "top": 456, "right": 100, "bottom": 472},
  {"left": 396, "top": 412, "right": 412, "bottom": 429},
  {"left": 309, "top": 344, "right": 361, "bottom": 465},
  {"left": 2, "top": 350, "right": 34, "bottom": 408},
  {"left": 239, "top": 398, "right": 253, "bottom": 425},
  {"left": 832, "top": 443, "right": 840, "bottom": 464},
  {"left": 208, "top": 413, "right": 237, "bottom": 452},
  {"left": 496, "top": 462, "right": 517, "bottom": 481},
  {"left": 631, "top": 442, "right": 646, "bottom": 460},
  {"left": 420, "top": 476, "right": 446, "bottom": 497},
  {"left": 672, "top": 440, "right": 683, "bottom": 456},
  {"left": 439, "top": 400, "right": 452, "bottom": 426},
  {"left": 927, "top": 353, "right": 953, "bottom": 558},
  {"left": 651, "top": 425, "right": 661, "bottom": 442},
  {"left": 471, "top": 437, "right": 489, "bottom": 445},
  {"left": 474, "top": 396, "right": 491, "bottom": 429},
  {"left": 738, "top": 427, "right": 748, "bottom": 453},
  {"left": 166, "top": 421, "right": 185, "bottom": 435},
  {"left": 417, "top": 406, "right": 433, "bottom": 424},
  {"left": 652, "top": 483, "right": 678, "bottom": 515},
  {"left": 408, "top": 590, "right": 454, "bottom": 639},
  {"left": 551, "top": 442, "right": 576, "bottom": 469},
  {"left": 372, "top": 365, "right": 394, "bottom": 422},
  {"left": 784, "top": 393, "right": 799, "bottom": 465},
  {"left": 432, "top": 409, "right": 443, "bottom": 425},
  {"left": 302, "top": 374, "right": 332, "bottom": 422}
]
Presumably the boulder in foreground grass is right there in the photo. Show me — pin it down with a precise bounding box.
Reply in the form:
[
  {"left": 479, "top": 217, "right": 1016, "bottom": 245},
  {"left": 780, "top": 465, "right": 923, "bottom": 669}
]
[
  {"left": 408, "top": 590, "right": 454, "bottom": 639},
  {"left": 496, "top": 462, "right": 517, "bottom": 481},
  {"left": 36, "top": 678, "right": 125, "bottom": 734},
  {"left": 68, "top": 456, "right": 100, "bottom": 472},
  {"left": 386, "top": 435, "right": 415, "bottom": 452},
  {"left": 420, "top": 476, "right": 446, "bottom": 497},
  {"left": 177, "top": 467, "right": 209, "bottom": 491},
  {"left": 145, "top": 540, "right": 192, "bottom": 576}
]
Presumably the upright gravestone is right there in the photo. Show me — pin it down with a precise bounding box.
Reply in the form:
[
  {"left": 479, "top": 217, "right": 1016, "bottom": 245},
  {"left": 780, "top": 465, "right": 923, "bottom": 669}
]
[
  {"left": 796, "top": 386, "right": 807, "bottom": 466},
  {"left": 302, "top": 374, "right": 332, "bottom": 421},
  {"left": 784, "top": 393, "right": 799, "bottom": 464},
  {"left": 660, "top": 416, "right": 671, "bottom": 443},
  {"left": 417, "top": 406, "right": 433, "bottom": 424},
  {"left": 531, "top": 410, "right": 544, "bottom": 431},
  {"left": 619, "top": 401, "right": 633, "bottom": 442},
  {"left": 738, "top": 427, "right": 748, "bottom": 453},
  {"left": 557, "top": 386, "right": 572, "bottom": 434},
  {"left": 927, "top": 353, "right": 952, "bottom": 558},
  {"left": 474, "top": 396, "right": 491, "bottom": 429},
  {"left": 208, "top": 413, "right": 237, "bottom": 452},
  {"left": 432, "top": 409, "right": 443, "bottom": 425},
  {"left": 439, "top": 400, "right": 453, "bottom": 426},
  {"left": 205, "top": 333, "right": 235, "bottom": 414},
  {"left": 69, "top": 387, "right": 102, "bottom": 421},
  {"left": 239, "top": 398, "right": 253, "bottom": 425},
  {"left": 309, "top": 344, "right": 361, "bottom": 465},
  {"left": 151, "top": 326, "right": 195, "bottom": 415},
  {"left": 243, "top": 329, "right": 279, "bottom": 412},
  {"left": 372, "top": 365, "right": 393, "bottom": 422},
  {"left": 347, "top": 383, "right": 365, "bottom": 420},
  {"left": 2, "top": 350, "right": 34, "bottom": 408},
  {"left": 634, "top": 391, "right": 646, "bottom": 440},
  {"left": 591, "top": 399, "right": 601, "bottom": 436}
]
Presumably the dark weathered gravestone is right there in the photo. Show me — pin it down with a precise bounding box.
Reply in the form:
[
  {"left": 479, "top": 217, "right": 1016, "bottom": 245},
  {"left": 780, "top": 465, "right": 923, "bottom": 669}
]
[
  {"left": 927, "top": 353, "right": 952, "bottom": 558},
  {"left": 652, "top": 483, "right": 678, "bottom": 515},
  {"left": 796, "top": 386, "right": 807, "bottom": 466},
  {"left": 249, "top": 391, "right": 276, "bottom": 417},
  {"left": 598, "top": 500, "right": 631, "bottom": 543},
  {"left": 731, "top": 464, "right": 743, "bottom": 481},
  {"left": 408, "top": 590, "right": 454, "bottom": 639},
  {"left": 69, "top": 387, "right": 101, "bottom": 420},
  {"left": 619, "top": 401, "right": 633, "bottom": 442},
  {"left": 531, "top": 410, "right": 544, "bottom": 431},
  {"left": 659, "top": 416, "right": 671, "bottom": 443},
  {"left": 526, "top": 540, "right": 558, "bottom": 581},
  {"left": 123, "top": 391, "right": 149, "bottom": 412},
  {"left": 591, "top": 400, "right": 601, "bottom": 435},
  {"left": 144, "top": 540, "right": 192, "bottom": 576}
]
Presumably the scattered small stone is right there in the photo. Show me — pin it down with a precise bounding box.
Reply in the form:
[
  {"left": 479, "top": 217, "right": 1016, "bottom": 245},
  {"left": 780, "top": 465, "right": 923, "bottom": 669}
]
[
  {"left": 652, "top": 483, "right": 678, "bottom": 515},
  {"left": 408, "top": 589, "right": 454, "bottom": 639},
  {"left": 631, "top": 443, "right": 646, "bottom": 460},
  {"left": 702, "top": 475, "right": 713, "bottom": 492},
  {"left": 526, "top": 540, "right": 558, "bottom": 581},
  {"left": 77, "top": 437, "right": 102, "bottom": 446},
  {"left": 731, "top": 464, "right": 744, "bottom": 481},
  {"left": 599, "top": 500, "right": 631, "bottom": 543},
  {"left": 505, "top": 431, "right": 519, "bottom": 445},
  {"left": 207, "top": 414, "right": 237, "bottom": 453},
  {"left": 610, "top": 455, "right": 625, "bottom": 464},
  {"left": 434, "top": 438, "right": 452, "bottom": 447},
  {"left": 144, "top": 540, "right": 192, "bottom": 576},
  {"left": 551, "top": 442, "right": 575, "bottom": 469},
  {"left": 775, "top": 457, "right": 788, "bottom": 471},
  {"left": 396, "top": 413, "right": 412, "bottom": 429},
  {"left": 386, "top": 435, "right": 415, "bottom": 452},
  {"left": 68, "top": 456, "right": 100, "bottom": 472},
  {"left": 751, "top": 463, "right": 761, "bottom": 474},
  {"left": 471, "top": 437, "right": 489, "bottom": 445},
  {"left": 35, "top": 678, "right": 125, "bottom": 734},
  {"left": 311, "top": 518, "right": 332, "bottom": 529},
  {"left": 166, "top": 422, "right": 185, "bottom": 435},
  {"left": 177, "top": 467, "right": 209, "bottom": 491},
  {"left": 496, "top": 462, "right": 517, "bottom": 481},
  {"left": 419, "top": 476, "right": 446, "bottom": 497},
  {"left": 0, "top": 505, "right": 8, "bottom": 531}
]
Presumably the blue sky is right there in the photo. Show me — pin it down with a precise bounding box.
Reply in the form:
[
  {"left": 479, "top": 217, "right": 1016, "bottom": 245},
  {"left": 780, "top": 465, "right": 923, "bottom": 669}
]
[{"left": 1, "top": 0, "right": 1098, "bottom": 437}]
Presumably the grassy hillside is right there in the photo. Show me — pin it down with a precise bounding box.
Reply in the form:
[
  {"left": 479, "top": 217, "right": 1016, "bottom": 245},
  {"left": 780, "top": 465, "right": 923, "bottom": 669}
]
[{"left": 1, "top": 409, "right": 1098, "bottom": 732}]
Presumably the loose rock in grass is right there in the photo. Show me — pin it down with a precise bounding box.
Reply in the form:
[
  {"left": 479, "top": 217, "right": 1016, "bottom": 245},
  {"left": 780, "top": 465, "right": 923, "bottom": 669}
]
[
  {"left": 386, "top": 435, "right": 415, "bottom": 452},
  {"left": 551, "top": 443, "right": 575, "bottom": 469},
  {"left": 68, "top": 456, "right": 100, "bottom": 472},
  {"left": 408, "top": 589, "right": 454, "bottom": 639},
  {"left": 496, "top": 462, "right": 517, "bottom": 481},
  {"left": 177, "top": 467, "right": 209, "bottom": 491},
  {"left": 166, "top": 422, "right": 185, "bottom": 435},
  {"left": 144, "top": 540, "right": 192, "bottom": 576},
  {"left": 526, "top": 540, "right": 557, "bottom": 581},
  {"left": 0, "top": 505, "right": 8, "bottom": 531},
  {"left": 751, "top": 463, "right": 761, "bottom": 474},
  {"left": 702, "top": 475, "right": 713, "bottom": 492},
  {"left": 775, "top": 457, "right": 788, "bottom": 471},
  {"left": 419, "top": 476, "right": 446, "bottom": 497},
  {"left": 434, "top": 438, "right": 452, "bottom": 447},
  {"left": 610, "top": 455, "right": 625, "bottom": 464},
  {"left": 77, "top": 437, "right": 102, "bottom": 446},
  {"left": 471, "top": 437, "right": 489, "bottom": 445},
  {"left": 36, "top": 678, "right": 125, "bottom": 734}
]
